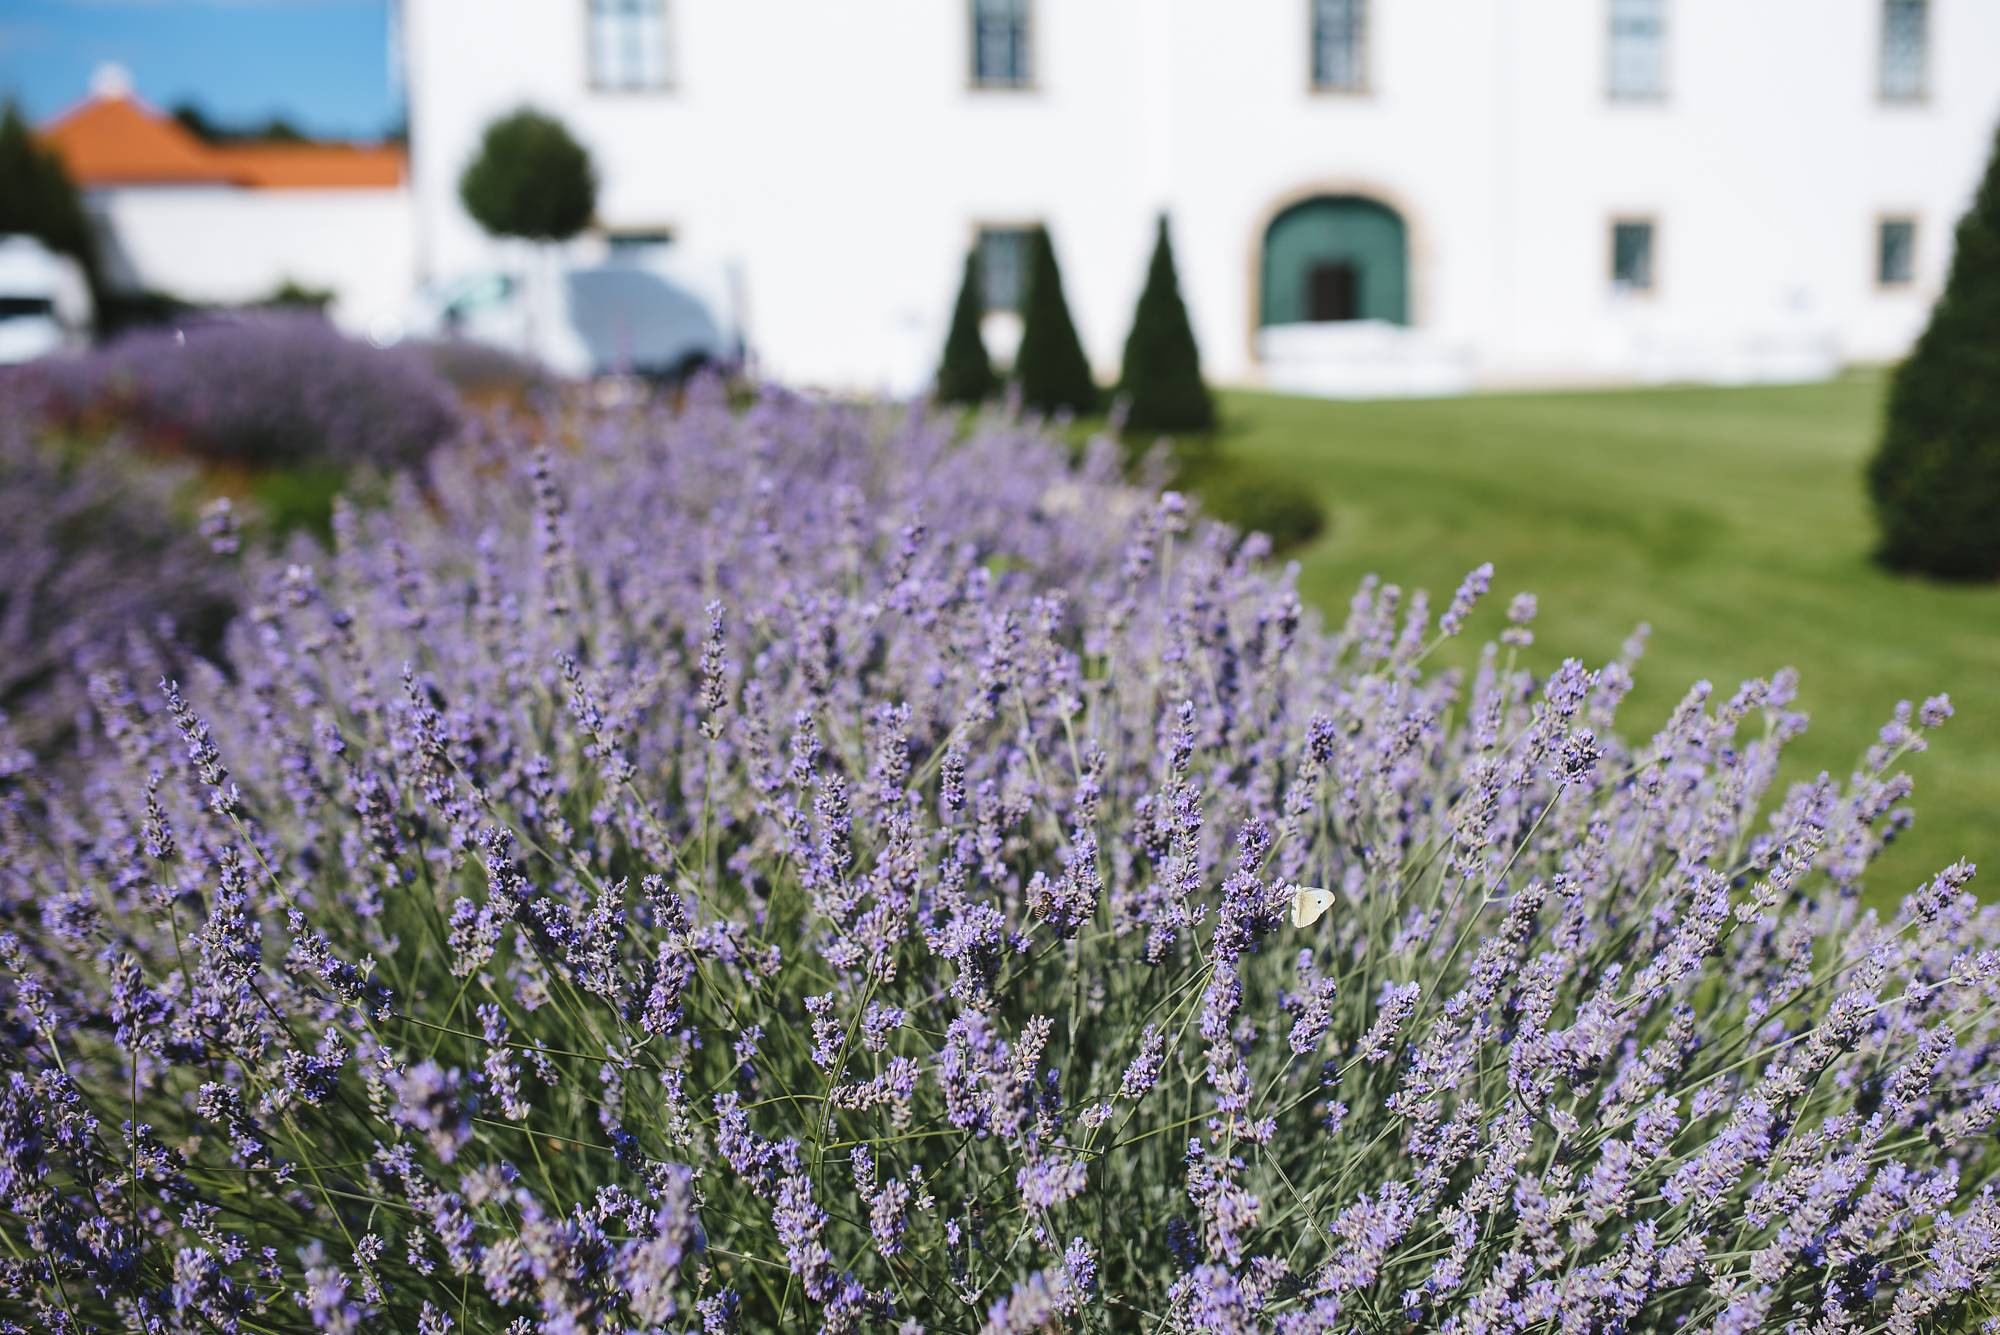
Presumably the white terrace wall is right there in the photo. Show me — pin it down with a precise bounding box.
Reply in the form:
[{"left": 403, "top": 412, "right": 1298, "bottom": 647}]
[{"left": 90, "top": 184, "right": 417, "bottom": 333}]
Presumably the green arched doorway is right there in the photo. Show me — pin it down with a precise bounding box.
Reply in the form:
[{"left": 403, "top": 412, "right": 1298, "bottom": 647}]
[{"left": 1260, "top": 195, "right": 1409, "bottom": 326}]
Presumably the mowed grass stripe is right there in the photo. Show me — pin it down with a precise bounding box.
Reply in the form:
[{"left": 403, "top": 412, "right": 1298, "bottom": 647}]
[{"left": 1206, "top": 370, "right": 1998, "bottom": 903}]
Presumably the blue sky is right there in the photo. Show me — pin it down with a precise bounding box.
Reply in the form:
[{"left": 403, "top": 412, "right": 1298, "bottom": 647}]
[{"left": 0, "top": 0, "right": 398, "bottom": 138}]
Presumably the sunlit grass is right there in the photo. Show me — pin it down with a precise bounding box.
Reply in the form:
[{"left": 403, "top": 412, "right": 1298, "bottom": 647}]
[{"left": 1199, "top": 370, "right": 1997, "bottom": 901}]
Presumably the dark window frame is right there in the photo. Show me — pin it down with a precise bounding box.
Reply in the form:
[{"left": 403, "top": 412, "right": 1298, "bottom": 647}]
[
  {"left": 1879, "top": 0, "right": 1929, "bottom": 104},
  {"left": 971, "top": 0, "right": 1033, "bottom": 90},
  {"left": 0, "top": 296, "right": 58, "bottom": 321},
  {"left": 605, "top": 227, "right": 678, "bottom": 260},
  {"left": 975, "top": 223, "right": 1037, "bottom": 313},
  {"left": 1309, "top": 0, "right": 1370, "bottom": 95},
  {"left": 1606, "top": 0, "right": 1668, "bottom": 103},
  {"left": 587, "top": 0, "right": 673, "bottom": 94},
  {"left": 1877, "top": 216, "right": 1918, "bottom": 287},
  {"left": 1610, "top": 217, "right": 1658, "bottom": 294}
]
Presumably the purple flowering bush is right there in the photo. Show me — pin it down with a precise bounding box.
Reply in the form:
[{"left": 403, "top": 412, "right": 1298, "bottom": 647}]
[
  {"left": 9, "top": 311, "right": 460, "bottom": 472},
  {"left": 0, "top": 413, "right": 235, "bottom": 755},
  {"left": 2, "top": 382, "right": 1997, "bottom": 1333}
]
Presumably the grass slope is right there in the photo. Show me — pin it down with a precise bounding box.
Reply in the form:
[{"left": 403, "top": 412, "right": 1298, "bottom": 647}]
[{"left": 1209, "top": 370, "right": 1997, "bottom": 901}]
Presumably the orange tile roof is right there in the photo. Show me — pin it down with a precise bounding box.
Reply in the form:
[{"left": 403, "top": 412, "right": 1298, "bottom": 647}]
[
  {"left": 40, "top": 95, "right": 228, "bottom": 184},
  {"left": 211, "top": 143, "right": 405, "bottom": 189},
  {"left": 40, "top": 94, "right": 405, "bottom": 190}
]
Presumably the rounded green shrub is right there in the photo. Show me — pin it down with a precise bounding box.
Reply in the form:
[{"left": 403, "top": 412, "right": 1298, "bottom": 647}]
[
  {"left": 458, "top": 107, "right": 597, "bottom": 243},
  {"left": 1196, "top": 466, "right": 1328, "bottom": 553}
]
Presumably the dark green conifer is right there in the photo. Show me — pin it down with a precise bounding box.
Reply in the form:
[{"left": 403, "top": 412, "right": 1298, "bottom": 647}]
[
  {"left": 0, "top": 102, "right": 101, "bottom": 308},
  {"left": 936, "top": 246, "right": 997, "bottom": 405},
  {"left": 1868, "top": 121, "right": 2000, "bottom": 577},
  {"left": 1014, "top": 226, "right": 1097, "bottom": 416},
  {"left": 1118, "top": 214, "right": 1215, "bottom": 433}
]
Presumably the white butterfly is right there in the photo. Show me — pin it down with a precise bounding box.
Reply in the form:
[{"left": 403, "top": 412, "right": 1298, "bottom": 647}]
[{"left": 1290, "top": 884, "right": 1336, "bottom": 929}]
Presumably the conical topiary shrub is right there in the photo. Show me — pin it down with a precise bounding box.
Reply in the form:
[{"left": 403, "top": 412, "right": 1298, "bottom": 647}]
[
  {"left": 1118, "top": 214, "right": 1215, "bottom": 434},
  {"left": 936, "top": 246, "right": 997, "bottom": 406},
  {"left": 1867, "top": 121, "right": 2000, "bottom": 578},
  {"left": 1014, "top": 226, "right": 1098, "bottom": 416}
]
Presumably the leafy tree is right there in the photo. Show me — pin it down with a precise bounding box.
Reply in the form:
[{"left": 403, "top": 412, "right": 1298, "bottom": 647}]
[
  {"left": 1014, "top": 225, "right": 1097, "bottom": 416},
  {"left": 171, "top": 101, "right": 222, "bottom": 141},
  {"left": 248, "top": 116, "right": 308, "bottom": 144},
  {"left": 1118, "top": 214, "right": 1215, "bottom": 434},
  {"left": 1868, "top": 121, "right": 2000, "bottom": 578},
  {"left": 458, "top": 108, "right": 597, "bottom": 244},
  {"left": 0, "top": 101, "right": 101, "bottom": 307},
  {"left": 171, "top": 103, "right": 307, "bottom": 144},
  {"left": 936, "top": 246, "right": 997, "bottom": 406}
]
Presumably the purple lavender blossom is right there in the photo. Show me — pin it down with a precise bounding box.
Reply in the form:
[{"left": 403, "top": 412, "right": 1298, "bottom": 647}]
[
  {"left": 0, "top": 384, "right": 1992, "bottom": 1332},
  {"left": 1121, "top": 1025, "right": 1169, "bottom": 1101},
  {"left": 13, "top": 309, "right": 459, "bottom": 470},
  {"left": 384, "top": 1062, "right": 473, "bottom": 1164},
  {"left": 1439, "top": 561, "right": 1494, "bottom": 638}
]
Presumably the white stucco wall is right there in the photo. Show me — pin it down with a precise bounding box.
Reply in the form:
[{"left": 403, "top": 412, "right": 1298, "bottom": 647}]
[
  {"left": 404, "top": 0, "right": 2000, "bottom": 395},
  {"left": 89, "top": 185, "right": 416, "bottom": 332}
]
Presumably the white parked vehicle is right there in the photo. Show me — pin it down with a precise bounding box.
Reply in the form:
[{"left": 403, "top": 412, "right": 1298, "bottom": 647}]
[
  {"left": 0, "top": 236, "right": 93, "bottom": 366},
  {"left": 387, "top": 248, "right": 745, "bottom": 381}
]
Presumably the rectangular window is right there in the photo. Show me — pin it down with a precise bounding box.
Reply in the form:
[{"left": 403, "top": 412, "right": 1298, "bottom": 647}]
[
  {"left": 1607, "top": 0, "right": 1666, "bottom": 101},
  {"left": 1611, "top": 219, "right": 1656, "bottom": 293},
  {"left": 607, "top": 228, "right": 675, "bottom": 260},
  {"left": 1880, "top": 0, "right": 1928, "bottom": 102},
  {"left": 972, "top": 0, "right": 1031, "bottom": 89},
  {"left": 977, "top": 226, "right": 1034, "bottom": 312},
  {"left": 588, "top": 0, "right": 671, "bottom": 92},
  {"left": 1310, "top": 0, "right": 1368, "bottom": 92},
  {"left": 1878, "top": 218, "right": 1917, "bottom": 286},
  {"left": 0, "top": 296, "right": 57, "bottom": 322}
]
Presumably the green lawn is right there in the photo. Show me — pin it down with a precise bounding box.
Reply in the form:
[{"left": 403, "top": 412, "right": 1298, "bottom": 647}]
[{"left": 1203, "top": 371, "right": 1998, "bottom": 902}]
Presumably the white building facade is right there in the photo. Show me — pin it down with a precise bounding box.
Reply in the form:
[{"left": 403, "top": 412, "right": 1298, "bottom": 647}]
[
  {"left": 40, "top": 67, "right": 416, "bottom": 333},
  {"left": 88, "top": 185, "right": 416, "bottom": 328},
  {"left": 403, "top": 0, "right": 2000, "bottom": 396}
]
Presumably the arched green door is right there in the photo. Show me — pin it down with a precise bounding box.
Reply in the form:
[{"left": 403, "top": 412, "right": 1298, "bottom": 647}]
[{"left": 1260, "top": 196, "right": 1409, "bottom": 326}]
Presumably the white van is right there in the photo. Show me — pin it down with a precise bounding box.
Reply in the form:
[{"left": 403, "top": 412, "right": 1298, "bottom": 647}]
[
  {"left": 0, "top": 236, "right": 93, "bottom": 366},
  {"left": 389, "top": 248, "right": 745, "bottom": 382}
]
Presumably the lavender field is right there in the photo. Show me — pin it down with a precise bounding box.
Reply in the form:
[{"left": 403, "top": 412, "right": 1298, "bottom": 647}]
[{"left": 2, "top": 383, "right": 1998, "bottom": 1332}]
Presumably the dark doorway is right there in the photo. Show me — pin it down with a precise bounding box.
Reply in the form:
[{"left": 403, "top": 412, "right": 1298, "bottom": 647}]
[
  {"left": 1261, "top": 195, "right": 1409, "bottom": 327},
  {"left": 1306, "top": 261, "right": 1360, "bottom": 321}
]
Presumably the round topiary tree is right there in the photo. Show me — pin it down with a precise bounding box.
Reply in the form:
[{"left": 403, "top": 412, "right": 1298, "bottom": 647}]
[
  {"left": 936, "top": 246, "right": 997, "bottom": 406},
  {"left": 0, "top": 101, "right": 102, "bottom": 312},
  {"left": 1867, "top": 121, "right": 2000, "bottom": 579},
  {"left": 1014, "top": 225, "right": 1098, "bottom": 416},
  {"left": 1118, "top": 213, "right": 1215, "bottom": 434},
  {"left": 458, "top": 107, "right": 598, "bottom": 244}
]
